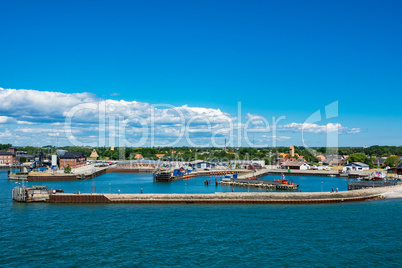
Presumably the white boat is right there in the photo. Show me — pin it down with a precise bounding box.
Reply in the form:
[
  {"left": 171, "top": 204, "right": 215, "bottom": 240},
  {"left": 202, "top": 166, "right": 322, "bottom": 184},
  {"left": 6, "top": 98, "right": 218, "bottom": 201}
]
[{"left": 371, "top": 170, "right": 386, "bottom": 181}]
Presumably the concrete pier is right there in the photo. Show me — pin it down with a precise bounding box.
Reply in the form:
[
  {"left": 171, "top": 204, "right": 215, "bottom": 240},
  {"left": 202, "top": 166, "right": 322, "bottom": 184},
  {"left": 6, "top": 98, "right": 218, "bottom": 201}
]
[
  {"left": 13, "top": 185, "right": 402, "bottom": 204},
  {"left": 236, "top": 168, "right": 370, "bottom": 179},
  {"left": 9, "top": 167, "right": 107, "bottom": 181},
  {"left": 152, "top": 168, "right": 373, "bottom": 183},
  {"left": 219, "top": 179, "right": 298, "bottom": 190},
  {"left": 348, "top": 181, "right": 397, "bottom": 190},
  {"left": 154, "top": 170, "right": 249, "bottom": 182}
]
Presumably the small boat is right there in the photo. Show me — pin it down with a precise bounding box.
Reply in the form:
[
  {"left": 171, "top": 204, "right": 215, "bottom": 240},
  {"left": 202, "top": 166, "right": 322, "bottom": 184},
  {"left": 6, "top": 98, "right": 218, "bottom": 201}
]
[
  {"left": 371, "top": 159, "right": 386, "bottom": 181},
  {"left": 224, "top": 173, "right": 238, "bottom": 179},
  {"left": 371, "top": 170, "right": 386, "bottom": 181},
  {"left": 275, "top": 174, "right": 288, "bottom": 184},
  {"left": 275, "top": 174, "right": 286, "bottom": 181}
]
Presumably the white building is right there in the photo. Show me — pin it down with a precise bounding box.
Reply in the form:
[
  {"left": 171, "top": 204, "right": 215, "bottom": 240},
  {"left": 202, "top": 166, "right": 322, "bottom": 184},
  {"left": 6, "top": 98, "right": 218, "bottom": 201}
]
[
  {"left": 343, "top": 162, "right": 370, "bottom": 172},
  {"left": 230, "top": 160, "right": 265, "bottom": 167},
  {"left": 281, "top": 161, "right": 310, "bottom": 170}
]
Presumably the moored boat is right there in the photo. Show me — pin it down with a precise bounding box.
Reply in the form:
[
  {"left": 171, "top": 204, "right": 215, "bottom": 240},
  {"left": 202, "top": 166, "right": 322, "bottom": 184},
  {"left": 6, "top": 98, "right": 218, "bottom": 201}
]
[{"left": 371, "top": 170, "right": 386, "bottom": 181}]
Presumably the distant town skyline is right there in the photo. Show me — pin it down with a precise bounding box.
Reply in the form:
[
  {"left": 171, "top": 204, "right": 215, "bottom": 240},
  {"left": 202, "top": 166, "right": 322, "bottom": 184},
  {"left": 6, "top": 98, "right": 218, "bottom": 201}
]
[{"left": 0, "top": 1, "right": 401, "bottom": 146}]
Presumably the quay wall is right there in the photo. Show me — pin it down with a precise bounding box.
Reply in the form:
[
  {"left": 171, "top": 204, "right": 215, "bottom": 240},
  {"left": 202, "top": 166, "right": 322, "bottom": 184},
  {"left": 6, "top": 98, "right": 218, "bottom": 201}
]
[
  {"left": 46, "top": 193, "right": 381, "bottom": 204},
  {"left": 44, "top": 185, "right": 402, "bottom": 204},
  {"left": 0, "top": 165, "right": 27, "bottom": 169},
  {"left": 28, "top": 175, "right": 79, "bottom": 181},
  {"left": 49, "top": 194, "right": 110, "bottom": 203},
  {"left": 84, "top": 168, "right": 106, "bottom": 179},
  {"left": 22, "top": 168, "right": 107, "bottom": 181}
]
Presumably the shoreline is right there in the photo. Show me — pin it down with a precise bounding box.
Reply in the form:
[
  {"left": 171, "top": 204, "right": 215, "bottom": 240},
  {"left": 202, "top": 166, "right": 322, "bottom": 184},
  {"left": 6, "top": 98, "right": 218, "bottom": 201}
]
[{"left": 9, "top": 164, "right": 396, "bottom": 182}]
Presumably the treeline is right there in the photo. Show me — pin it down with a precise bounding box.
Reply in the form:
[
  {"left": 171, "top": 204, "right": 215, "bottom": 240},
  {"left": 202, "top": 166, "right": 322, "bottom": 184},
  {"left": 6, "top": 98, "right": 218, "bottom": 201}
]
[
  {"left": 0, "top": 143, "right": 12, "bottom": 151},
  {"left": 2, "top": 144, "right": 400, "bottom": 165},
  {"left": 0, "top": 144, "right": 318, "bottom": 163},
  {"left": 317, "top": 146, "right": 402, "bottom": 157}
]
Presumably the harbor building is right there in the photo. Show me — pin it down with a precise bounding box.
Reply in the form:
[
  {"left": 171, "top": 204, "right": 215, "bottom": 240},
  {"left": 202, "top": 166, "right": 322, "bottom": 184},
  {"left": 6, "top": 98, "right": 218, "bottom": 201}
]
[
  {"left": 16, "top": 152, "right": 35, "bottom": 163},
  {"left": 190, "top": 160, "right": 216, "bottom": 169},
  {"left": 343, "top": 162, "right": 370, "bottom": 172},
  {"left": 230, "top": 160, "right": 265, "bottom": 168},
  {"left": 59, "top": 152, "right": 87, "bottom": 169},
  {"left": 323, "top": 155, "right": 344, "bottom": 166},
  {"left": 281, "top": 160, "right": 310, "bottom": 170},
  {"left": 134, "top": 154, "right": 144, "bottom": 160},
  {"left": 0, "top": 148, "right": 16, "bottom": 165},
  {"left": 56, "top": 150, "right": 68, "bottom": 157},
  {"left": 391, "top": 162, "right": 402, "bottom": 175},
  {"left": 374, "top": 157, "right": 387, "bottom": 166},
  {"left": 316, "top": 155, "right": 326, "bottom": 163}
]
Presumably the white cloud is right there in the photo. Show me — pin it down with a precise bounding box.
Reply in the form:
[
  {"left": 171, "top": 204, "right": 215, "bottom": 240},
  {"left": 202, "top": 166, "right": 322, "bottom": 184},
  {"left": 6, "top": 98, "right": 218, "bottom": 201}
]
[
  {"left": 16, "top": 121, "right": 36, "bottom": 125},
  {"left": 0, "top": 87, "right": 361, "bottom": 146},
  {"left": 0, "top": 116, "right": 13, "bottom": 123},
  {"left": 0, "top": 115, "right": 36, "bottom": 125},
  {"left": 262, "top": 135, "right": 292, "bottom": 141},
  {"left": 0, "top": 88, "right": 96, "bottom": 118},
  {"left": 279, "top": 123, "right": 361, "bottom": 134}
]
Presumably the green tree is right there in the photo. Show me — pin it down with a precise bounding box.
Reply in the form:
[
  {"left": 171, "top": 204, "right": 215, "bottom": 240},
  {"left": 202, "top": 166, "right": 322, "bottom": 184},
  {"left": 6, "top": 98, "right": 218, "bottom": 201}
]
[
  {"left": 64, "top": 165, "right": 72, "bottom": 173},
  {"left": 19, "top": 157, "right": 27, "bottom": 163},
  {"left": 384, "top": 156, "right": 400, "bottom": 168},
  {"left": 348, "top": 153, "right": 370, "bottom": 165},
  {"left": 0, "top": 144, "right": 12, "bottom": 151}
]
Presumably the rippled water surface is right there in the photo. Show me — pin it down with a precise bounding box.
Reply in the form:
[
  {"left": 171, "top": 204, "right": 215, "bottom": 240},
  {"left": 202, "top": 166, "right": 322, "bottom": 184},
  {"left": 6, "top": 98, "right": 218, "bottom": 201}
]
[{"left": 1, "top": 170, "right": 401, "bottom": 267}]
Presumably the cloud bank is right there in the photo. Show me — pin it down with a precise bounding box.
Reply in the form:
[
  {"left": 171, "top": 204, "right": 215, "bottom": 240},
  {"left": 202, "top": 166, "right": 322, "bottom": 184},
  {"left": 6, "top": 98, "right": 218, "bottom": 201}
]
[{"left": 0, "top": 87, "right": 360, "bottom": 147}]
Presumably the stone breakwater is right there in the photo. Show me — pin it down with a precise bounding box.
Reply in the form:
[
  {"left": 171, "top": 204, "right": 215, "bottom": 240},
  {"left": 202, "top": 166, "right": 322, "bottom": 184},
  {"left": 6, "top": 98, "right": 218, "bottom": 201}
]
[{"left": 44, "top": 185, "right": 402, "bottom": 204}]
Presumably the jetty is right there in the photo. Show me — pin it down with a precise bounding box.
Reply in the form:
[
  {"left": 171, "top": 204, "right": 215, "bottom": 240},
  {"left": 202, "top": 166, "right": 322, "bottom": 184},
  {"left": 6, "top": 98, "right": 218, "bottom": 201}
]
[
  {"left": 12, "top": 184, "right": 402, "bottom": 204},
  {"left": 219, "top": 179, "right": 298, "bottom": 191},
  {"left": 8, "top": 167, "right": 107, "bottom": 181},
  {"left": 153, "top": 170, "right": 249, "bottom": 182},
  {"left": 236, "top": 168, "right": 371, "bottom": 179},
  {"left": 0, "top": 164, "right": 31, "bottom": 169},
  {"left": 153, "top": 168, "right": 373, "bottom": 183},
  {"left": 348, "top": 181, "right": 397, "bottom": 190}
]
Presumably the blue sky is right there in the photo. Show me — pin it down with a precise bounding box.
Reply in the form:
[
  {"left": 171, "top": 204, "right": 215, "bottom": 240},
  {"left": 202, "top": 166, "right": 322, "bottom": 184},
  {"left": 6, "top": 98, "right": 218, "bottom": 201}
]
[{"left": 0, "top": 0, "right": 401, "bottom": 147}]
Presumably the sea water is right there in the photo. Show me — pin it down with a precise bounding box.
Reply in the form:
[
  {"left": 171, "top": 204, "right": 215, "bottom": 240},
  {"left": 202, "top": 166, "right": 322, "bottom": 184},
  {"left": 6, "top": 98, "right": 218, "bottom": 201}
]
[{"left": 1, "top": 170, "right": 401, "bottom": 267}]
